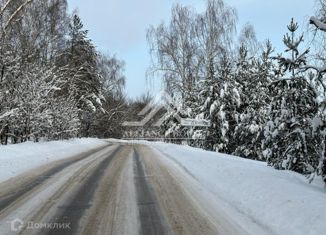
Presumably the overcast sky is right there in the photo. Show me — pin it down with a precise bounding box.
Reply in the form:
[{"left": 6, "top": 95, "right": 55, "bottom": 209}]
[{"left": 67, "top": 0, "right": 316, "bottom": 99}]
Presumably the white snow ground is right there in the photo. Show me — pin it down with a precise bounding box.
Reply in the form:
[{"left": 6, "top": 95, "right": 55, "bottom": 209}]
[
  {"left": 147, "top": 141, "right": 326, "bottom": 235},
  {"left": 0, "top": 138, "right": 107, "bottom": 183}
]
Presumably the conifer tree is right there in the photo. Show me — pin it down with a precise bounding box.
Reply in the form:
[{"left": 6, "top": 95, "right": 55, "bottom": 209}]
[
  {"left": 234, "top": 42, "right": 274, "bottom": 160},
  {"left": 196, "top": 55, "right": 241, "bottom": 153},
  {"left": 59, "top": 14, "right": 104, "bottom": 137},
  {"left": 263, "top": 19, "right": 320, "bottom": 174}
]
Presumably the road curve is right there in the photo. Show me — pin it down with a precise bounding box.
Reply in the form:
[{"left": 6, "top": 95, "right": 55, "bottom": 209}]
[{"left": 0, "top": 143, "right": 245, "bottom": 235}]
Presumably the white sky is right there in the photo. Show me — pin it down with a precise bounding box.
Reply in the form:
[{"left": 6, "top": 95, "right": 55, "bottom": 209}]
[{"left": 67, "top": 0, "right": 316, "bottom": 98}]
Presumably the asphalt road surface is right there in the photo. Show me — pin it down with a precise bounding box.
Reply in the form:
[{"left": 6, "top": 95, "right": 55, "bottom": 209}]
[{"left": 0, "top": 142, "right": 244, "bottom": 235}]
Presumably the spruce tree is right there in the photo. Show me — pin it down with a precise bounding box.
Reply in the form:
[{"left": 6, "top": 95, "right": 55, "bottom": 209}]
[
  {"left": 263, "top": 19, "right": 320, "bottom": 174},
  {"left": 59, "top": 14, "right": 103, "bottom": 137},
  {"left": 194, "top": 58, "right": 220, "bottom": 150},
  {"left": 234, "top": 42, "right": 274, "bottom": 160},
  {"left": 196, "top": 55, "right": 241, "bottom": 153}
]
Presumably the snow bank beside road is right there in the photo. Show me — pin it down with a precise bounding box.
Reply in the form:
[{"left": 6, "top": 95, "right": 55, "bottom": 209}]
[
  {"left": 0, "top": 138, "right": 107, "bottom": 183},
  {"left": 144, "top": 142, "right": 326, "bottom": 235}
]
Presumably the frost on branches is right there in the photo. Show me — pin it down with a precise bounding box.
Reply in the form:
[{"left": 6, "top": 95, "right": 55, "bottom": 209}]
[
  {"left": 233, "top": 42, "right": 274, "bottom": 160},
  {"left": 0, "top": 1, "right": 126, "bottom": 144},
  {"left": 263, "top": 19, "right": 321, "bottom": 174}
]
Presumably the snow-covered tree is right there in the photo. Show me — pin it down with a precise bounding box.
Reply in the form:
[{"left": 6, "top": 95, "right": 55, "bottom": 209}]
[
  {"left": 58, "top": 14, "right": 104, "bottom": 137},
  {"left": 147, "top": 0, "right": 237, "bottom": 101},
  {"left": 160, "top": 96, "right": 189, "bottom": 143},
  {"left": 89, "top": 54, "right": 127, "bottom": 138},
  {"left": 233, "top": 41, "right": 275, "bottom": 160},
  {"left": 238, "top": 23, "right": 260, "bottom": 57},
  {"left": 195, "top": 54, "right": 241, "bottom": 153},
  {"left": 0, "top": 2, "right": 126, "bottom": 144},
  {"left": 263, "top": 19, "right": 320, "bottom": 174}
]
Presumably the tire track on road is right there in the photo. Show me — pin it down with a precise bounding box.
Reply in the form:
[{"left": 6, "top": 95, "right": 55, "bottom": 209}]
[
  {"left": 133, "top": 148, "right": 170, "bottom": 235},
  {"left": 1, "top": 143, "right": 243, "bottom": 235},
  {"left": 44, "top": 146, "right": 122, "bottom": 235},
  {"left": 137, "top": 145, "right": 219, "bottom": 235},
  {"left": 0, "top": 145, "right": 118, "bottom": 235},
  {"left": 81, "top": 145, "right": 136, "bottom": 235},
  {"left": 0, "top": 144, "right": 110, "bottom": 213}
]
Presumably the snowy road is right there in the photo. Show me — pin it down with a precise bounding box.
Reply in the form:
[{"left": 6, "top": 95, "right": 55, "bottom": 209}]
[
  {"left": 0, "top": 142, "right": 244, "bottom": 235},
  {"left": 2, "top": 140, "right": 324, "bottom": 235}
]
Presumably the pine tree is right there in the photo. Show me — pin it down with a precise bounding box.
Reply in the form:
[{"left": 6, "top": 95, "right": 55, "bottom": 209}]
[
  {"left": 195, "top": 58, "right": 221, "bottom": 150},
  {"left": 234, "top": 42, "right": 274, "bottom": 160},
  {"left": 59, "top": 14, "right": 104, "bottom": 137},
  {"left": 263, "top": 19, "right": 320, "bottom": 174},
  {"left": 196, "top": 55, "right": 241, "bottom": 153}
]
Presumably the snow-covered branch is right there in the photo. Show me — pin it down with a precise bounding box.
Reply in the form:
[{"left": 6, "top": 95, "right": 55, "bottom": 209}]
[
  {"left": 4, "top": 0, "right": 34, "bottom": 31},
  {"left": 309, "top": 16, "right": 326, "bottom": 32},
  {"left": 0, "top": 0, "right": 13, "bottom": 17}
]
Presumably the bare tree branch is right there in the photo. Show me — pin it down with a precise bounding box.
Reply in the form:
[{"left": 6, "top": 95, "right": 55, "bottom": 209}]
[{"left": 4, "top": 0, "right": 34, "bottom": 31}]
